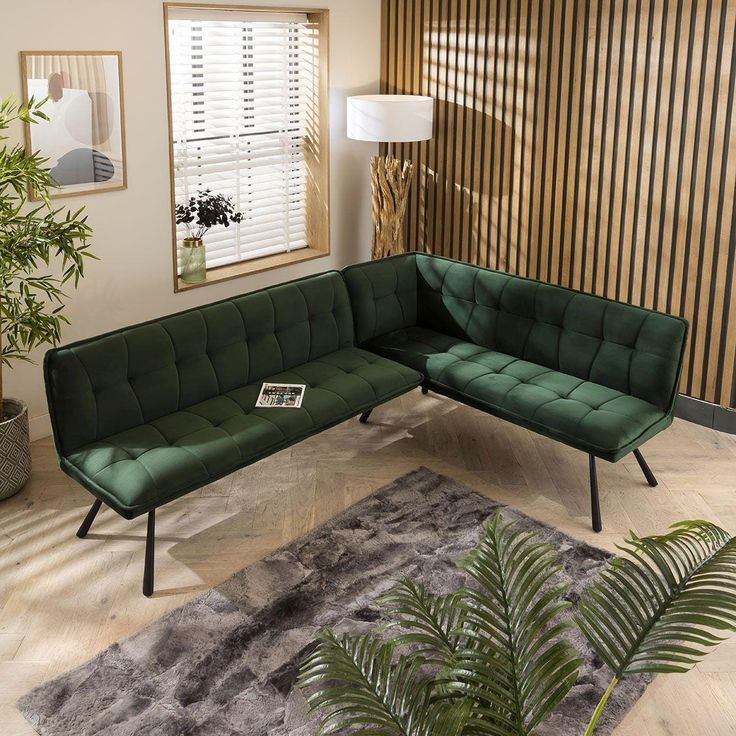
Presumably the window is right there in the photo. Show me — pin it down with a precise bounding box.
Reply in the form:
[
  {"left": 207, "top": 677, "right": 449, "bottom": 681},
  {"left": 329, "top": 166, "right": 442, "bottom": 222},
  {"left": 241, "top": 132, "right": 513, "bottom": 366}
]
[{"left": 164, "top": 4, "right": 329, "bottom": 289}]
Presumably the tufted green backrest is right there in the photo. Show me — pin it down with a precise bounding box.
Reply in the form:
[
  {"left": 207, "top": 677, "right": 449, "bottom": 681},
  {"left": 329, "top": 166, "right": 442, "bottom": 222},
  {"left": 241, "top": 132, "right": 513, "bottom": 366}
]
[
  {"left": 45, "top": 271, "right": 354, "bottom": 454},
  {"left": 343, "top": 254, "right": 418, "bottom": 344},
  {"left": 344, "top": 253, "right": 688, "bottom": 413}
]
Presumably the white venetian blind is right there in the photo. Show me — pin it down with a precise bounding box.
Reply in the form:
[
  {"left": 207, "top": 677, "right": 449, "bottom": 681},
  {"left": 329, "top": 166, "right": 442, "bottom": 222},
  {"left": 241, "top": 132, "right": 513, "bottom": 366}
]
[{"left": 168, "top": 8, "right": 319, "bottom": 269}]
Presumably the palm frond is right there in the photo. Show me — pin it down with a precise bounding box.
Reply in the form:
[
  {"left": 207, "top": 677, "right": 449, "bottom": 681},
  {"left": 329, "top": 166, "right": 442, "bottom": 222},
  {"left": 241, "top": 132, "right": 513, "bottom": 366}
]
[
  {"left": 577, "top": 520, "right": 736, "bottom": 677},
  {"left": 417, "top": 699, "right": 473, "bottom": 736},
  {"left": 450, "top": 511, "right": 582, "bottom": 735},
  {"left": 378, "top": 578, "right": 466, "bottom": 665},
  {"left": 298, "top": 629, "right": 433, "bottom": 736}
]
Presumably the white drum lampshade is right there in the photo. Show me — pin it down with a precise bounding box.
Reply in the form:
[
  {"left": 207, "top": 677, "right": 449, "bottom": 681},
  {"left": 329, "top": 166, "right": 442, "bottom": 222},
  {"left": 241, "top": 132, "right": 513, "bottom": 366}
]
[{"left": 347, "top": 95, "right": 434, "bottom": 143}]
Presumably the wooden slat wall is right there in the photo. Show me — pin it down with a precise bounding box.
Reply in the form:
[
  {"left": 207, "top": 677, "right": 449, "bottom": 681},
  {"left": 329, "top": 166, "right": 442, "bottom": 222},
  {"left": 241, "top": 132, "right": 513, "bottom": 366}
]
[{"left": 382, "top": 0, "right": 736, "bottom": 409}]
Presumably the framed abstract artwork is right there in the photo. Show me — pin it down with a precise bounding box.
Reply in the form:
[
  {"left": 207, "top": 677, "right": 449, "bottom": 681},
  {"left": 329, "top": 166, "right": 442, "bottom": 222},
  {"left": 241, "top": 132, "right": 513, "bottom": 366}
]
[{"left": 19, "top": 51, "right": 127, "bottom": 198}]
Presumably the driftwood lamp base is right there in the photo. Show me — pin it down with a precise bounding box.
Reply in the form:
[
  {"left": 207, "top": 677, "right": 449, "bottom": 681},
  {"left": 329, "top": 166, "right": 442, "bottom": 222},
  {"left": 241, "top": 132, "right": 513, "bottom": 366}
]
[{"left": 370, "top": 155, "right": 414, "bottom": 259}]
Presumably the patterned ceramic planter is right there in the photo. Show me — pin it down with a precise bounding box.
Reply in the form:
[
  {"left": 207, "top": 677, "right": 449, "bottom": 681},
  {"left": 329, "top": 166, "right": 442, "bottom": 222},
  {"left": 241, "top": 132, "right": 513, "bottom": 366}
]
[{"left": 0, "top": 399, "right": 32, "bottom": 500}]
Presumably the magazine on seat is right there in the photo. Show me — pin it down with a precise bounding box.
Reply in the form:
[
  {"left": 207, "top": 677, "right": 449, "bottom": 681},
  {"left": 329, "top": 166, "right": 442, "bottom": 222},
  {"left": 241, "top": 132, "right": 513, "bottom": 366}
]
[{"left": 255, "top": 383, "right": 306, "bottom": 409}]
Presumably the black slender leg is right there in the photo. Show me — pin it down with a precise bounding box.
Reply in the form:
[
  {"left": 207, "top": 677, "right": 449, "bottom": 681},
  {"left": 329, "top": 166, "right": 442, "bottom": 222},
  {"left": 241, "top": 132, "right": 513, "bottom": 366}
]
[
  {"left": 76, "top": 499, "right": 103, "bottom": 538},
  {"left": 589, "top": 455, "right": 602, "bottom": 533},
  {"left": 359, "top": 409, "right": 373, "bottom": 424},
  {"left": 143, "top": 510, "right": 156, "bottom": 597},
  {"left": 633, "top": 448, "right": 658, "bottom": 487},
  {"left": 421, "top": 386, "right": 429, "bottom": 395}
]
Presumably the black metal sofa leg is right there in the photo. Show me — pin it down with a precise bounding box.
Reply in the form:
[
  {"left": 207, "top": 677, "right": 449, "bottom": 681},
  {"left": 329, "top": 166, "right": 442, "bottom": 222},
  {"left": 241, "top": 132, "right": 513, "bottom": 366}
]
[
  {"left": 359, "top": 409, "right": 373, "bottom": 424},
  {"left": 77, "top": 500, "right": 156, "bottom": 597},
  {"left": 633, "top": 448, "right": 658, "bottom": 487},
  {"left": 76, "top": 499, "right": 103, "bottom": 538},
  {"left": 589, "top": 455, "right": 602, "bottom": 533},
  {"left": 143, "top": 510, "right": 156, "bottom": 597},
  {"left": 421, "top": 386, "right": 429, "bottom": 395}
]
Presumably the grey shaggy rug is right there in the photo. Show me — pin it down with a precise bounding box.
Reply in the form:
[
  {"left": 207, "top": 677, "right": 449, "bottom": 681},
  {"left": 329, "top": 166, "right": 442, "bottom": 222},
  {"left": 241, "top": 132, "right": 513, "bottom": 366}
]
[{"left": 19, "top": 468, "right": 648, "bottom": 736}]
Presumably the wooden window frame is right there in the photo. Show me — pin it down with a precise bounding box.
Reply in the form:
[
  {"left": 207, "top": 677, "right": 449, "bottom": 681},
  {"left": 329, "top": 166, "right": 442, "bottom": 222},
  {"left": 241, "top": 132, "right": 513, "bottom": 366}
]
[{"left": 163, "top": 3, "right": 330, "bottom": 293}]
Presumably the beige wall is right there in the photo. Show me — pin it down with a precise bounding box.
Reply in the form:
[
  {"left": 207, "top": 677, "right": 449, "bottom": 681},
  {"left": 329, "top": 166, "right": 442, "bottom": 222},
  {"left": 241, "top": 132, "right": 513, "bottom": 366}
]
[{"left": 0, "top": 0, "right": 381, "bottom": 439}]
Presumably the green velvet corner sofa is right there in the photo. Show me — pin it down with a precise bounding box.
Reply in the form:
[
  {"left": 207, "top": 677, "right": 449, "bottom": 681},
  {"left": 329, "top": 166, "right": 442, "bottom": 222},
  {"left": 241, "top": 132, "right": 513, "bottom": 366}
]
[{"left": 45, "top": 254, "right": 687, "bottom": 596}]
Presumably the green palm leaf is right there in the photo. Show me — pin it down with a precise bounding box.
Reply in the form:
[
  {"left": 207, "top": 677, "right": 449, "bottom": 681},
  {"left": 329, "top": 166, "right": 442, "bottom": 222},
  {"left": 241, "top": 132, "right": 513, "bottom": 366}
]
[
  {"left": 378, "top": 578, "right": 466, "bottom": 665},
  {"left": 450, "top": 512, "right": 582, "bottom": 735},
  {"left": 423, "top": 699, "right": 473, "bottom": 735},
  {"left": 298, "top": 629, "right": 435, "bottom": 736},
  {"left": 577, "top": 520, "right": 736, "bottom": 678}
]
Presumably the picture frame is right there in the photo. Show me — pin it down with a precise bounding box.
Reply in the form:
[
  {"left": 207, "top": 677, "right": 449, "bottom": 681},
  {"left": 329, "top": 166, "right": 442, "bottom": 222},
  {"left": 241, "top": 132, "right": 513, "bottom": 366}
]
[{"left": 19, "top": 51, "right": 127, "bottom": 198}]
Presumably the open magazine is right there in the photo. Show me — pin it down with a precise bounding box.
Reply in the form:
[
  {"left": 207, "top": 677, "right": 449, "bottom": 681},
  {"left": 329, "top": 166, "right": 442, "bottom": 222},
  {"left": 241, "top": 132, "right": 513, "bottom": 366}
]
[{"left": 255, "top": 382, "right": 306, "bottom": 409}]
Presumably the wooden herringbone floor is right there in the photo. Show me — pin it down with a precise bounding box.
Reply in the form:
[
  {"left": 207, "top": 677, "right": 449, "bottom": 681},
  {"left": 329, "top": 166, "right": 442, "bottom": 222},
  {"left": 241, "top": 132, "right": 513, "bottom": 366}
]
[{"left": 1, "top": 388, "right": 735, "bottom": 735}]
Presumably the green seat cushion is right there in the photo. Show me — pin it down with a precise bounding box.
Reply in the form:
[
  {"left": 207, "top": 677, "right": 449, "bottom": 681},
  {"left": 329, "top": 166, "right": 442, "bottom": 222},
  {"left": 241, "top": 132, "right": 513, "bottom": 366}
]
[
  {"left": 367, "top": 326, "right": 670, "bottom": 461},
  {"left": 63, "top": 347, "right": 421, "bottom": 518}
]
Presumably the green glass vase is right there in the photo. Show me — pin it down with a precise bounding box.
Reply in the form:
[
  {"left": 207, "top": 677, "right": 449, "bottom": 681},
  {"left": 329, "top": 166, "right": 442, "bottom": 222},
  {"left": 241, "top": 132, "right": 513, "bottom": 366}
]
[{"left": 180, "top": 238, "right": 207, "bottom": 284}]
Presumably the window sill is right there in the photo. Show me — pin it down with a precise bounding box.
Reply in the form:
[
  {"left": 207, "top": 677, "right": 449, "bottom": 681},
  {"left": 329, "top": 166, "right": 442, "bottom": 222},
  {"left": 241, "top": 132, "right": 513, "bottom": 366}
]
[{"left": 174, "top": 245, "right": 329, "bottom": 293}]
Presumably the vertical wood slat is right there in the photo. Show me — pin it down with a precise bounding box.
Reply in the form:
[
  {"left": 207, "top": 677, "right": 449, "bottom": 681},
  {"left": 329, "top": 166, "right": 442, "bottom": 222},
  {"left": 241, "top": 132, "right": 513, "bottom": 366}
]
[
  {"left": 711, "top": 6, "right": 736, "bottom": 404},
  {"left": 382, "top": 0, "right": 736, "bottom": 410}
]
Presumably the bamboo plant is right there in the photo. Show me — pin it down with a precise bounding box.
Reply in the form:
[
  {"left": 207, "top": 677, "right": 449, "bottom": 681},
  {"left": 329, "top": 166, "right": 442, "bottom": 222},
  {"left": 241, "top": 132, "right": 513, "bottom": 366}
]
[
  {"left": 299, "top": 513, "right": 736, "bottom": 736},
  {"left": 0, "top": 95, "right": 94, "bottom": 419}
]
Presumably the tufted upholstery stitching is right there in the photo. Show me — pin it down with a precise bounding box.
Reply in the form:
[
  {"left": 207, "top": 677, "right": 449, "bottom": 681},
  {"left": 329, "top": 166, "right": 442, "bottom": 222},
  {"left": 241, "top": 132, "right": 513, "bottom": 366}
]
[
  {"left": 242, "top": 408, "right": 290, "bottom": 441},
  {"left": 627, "top": 312, "right": 651, "bottom": 395},
  {"left": 529, "top": 396, "right": 571, "bottom": 421},
  {"left": 518, "top": 282, "right": 544, "bottom": 361},
  {"left": 188, "top": 395, "right": 244, "bottom": 424},
  {"left": 47, "top": 271, "right": 358, "bottom": 454},
  {"left": 201, "top": 306, "right": 222, "bottom": 397},
  {"left": 90, "top": 448, "right": 161, "bottom": 486},
  {"left": 458, "top": 372, "right": 520, "bottom": 395},
  {"left": 384, "top": 331, "right": 588, "bottom": 404},
  {"left": 234, "top": 298, "right": 250, "bottom": 385},
  {"left": 343, "top": 256, "right": 418, "bottom": 346},
  {"left": 160, "top": 321, "right": 182, "bottom": 409},
  {"left": 374, "top": 329, "right": 627, "bottom": 412},
  {"left": 65, "top": 386, "right": 422, "bottom": 521},
  {"left": 306, "top": 353, "right": 410, "bottom": 399},
  {"left": 62, "top": 346, "right": 421, "bottom": 515},
  {"left": 585, "top": 302, "right": 609, "bottom": 383},
  {"left": 415, "top": 275, "right": 675, "bottom": 359},
  {"left": 266, "top": 290, "right": 286, "bottom": 373},
  {"left": 281, "top": 362, "right": 364, "bottom": 409},
  {"left": 552, "top": 292, "right": 576, "bottom": 371},
  {"left": 362, "top": 270, "right": 379, "bottom": 339},
  {"left": 366, "top": 324, "right": 668, "bottom": 453},
  {"left": 69, "top": 349, "right": 99, "bottom": 441},
  {"left": 438, "top": 261, "right": 452, "bottom": 296},
  {"left": 528, "top": 370, "right": 582, "bottom": 396},
  {"left": 396, "top": 271, "right": 410, "bottom": 327},
  {"left": 569, "top": 406, "right": 597, "bottom": 433},
  {"left": 122, "top": 333, "right": 147, "bottom": 421},
  {"left": 464, "top": 269, "right": 481, "bottom": 334},
  {"left": 297, "top": 284, "right": 312, "bottom": 360}
]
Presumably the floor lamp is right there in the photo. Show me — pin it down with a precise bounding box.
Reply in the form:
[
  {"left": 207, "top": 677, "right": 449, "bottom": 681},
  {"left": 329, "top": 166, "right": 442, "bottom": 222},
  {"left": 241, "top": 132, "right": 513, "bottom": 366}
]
[{"left": 347, "top": 95, "right": 434, "bottom": 260}]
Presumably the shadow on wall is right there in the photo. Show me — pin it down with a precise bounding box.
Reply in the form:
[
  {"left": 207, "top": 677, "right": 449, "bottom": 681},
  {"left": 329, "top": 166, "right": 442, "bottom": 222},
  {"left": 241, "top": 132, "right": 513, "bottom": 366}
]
[
  {"left": 387, "top": 0, "right": 736, "bottom": 409},
  {"left": 410, "top": 99, "right": 516, "bottom": 268}
]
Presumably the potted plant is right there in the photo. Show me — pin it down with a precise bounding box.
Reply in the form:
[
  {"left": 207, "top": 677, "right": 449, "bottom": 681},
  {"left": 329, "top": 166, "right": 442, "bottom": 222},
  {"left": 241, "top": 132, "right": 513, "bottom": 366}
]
[
  {"left": 175, "top": 190, "right": 242, "bottom": 284},
  {"left": 0, "top": 95, "right": 94, "bottom": 500},
  {"left": 299, "top": 513, "right": 736, "bottom": 735}
]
